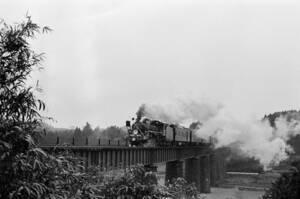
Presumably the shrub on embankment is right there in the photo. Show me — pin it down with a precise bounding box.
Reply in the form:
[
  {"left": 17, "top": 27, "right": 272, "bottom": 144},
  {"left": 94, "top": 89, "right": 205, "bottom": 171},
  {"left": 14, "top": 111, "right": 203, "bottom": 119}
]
[
  {"left": 91, "top": 165, "right": 198, "bottom": 199},
  {"left": 262, "top": 161, "right": 300, "bottom": 199}
]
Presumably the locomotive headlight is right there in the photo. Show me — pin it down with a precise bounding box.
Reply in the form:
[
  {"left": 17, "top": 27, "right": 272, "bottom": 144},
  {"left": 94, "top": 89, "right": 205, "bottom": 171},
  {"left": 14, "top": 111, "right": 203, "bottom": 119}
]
[{"left": 133, "top": 130, "right": 138, "bottom": 135}]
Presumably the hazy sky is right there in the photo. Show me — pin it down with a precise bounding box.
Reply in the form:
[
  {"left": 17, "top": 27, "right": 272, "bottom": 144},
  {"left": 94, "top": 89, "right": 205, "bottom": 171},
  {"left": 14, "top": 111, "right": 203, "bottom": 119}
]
[{"left": 1, "top": 0, "right": 300, "bottom": 128}]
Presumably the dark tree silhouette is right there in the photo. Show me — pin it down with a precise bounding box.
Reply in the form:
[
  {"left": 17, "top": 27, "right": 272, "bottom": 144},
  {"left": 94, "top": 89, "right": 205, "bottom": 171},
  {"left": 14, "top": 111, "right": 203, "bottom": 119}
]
[
  {"left": 0, "top": 16, "right": 50, "bottom": 197},
  {"left": 263, "top": 110, "right": 300, "bottom": 127},
  {"left": 0, "top": 16, "right": 100, "bottom": 199},
  {"left": 101, "top": 126, "right": 126, "bottom": 140},
  {"left": 82, "top": 122, "right": 93, "bottom": 136}
]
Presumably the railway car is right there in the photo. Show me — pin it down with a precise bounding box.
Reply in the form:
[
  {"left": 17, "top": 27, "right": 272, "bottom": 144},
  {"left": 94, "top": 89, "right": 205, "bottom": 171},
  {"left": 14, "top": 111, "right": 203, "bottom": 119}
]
[{"left": 126, "top": 117, "right": 201, "bottom": 147}]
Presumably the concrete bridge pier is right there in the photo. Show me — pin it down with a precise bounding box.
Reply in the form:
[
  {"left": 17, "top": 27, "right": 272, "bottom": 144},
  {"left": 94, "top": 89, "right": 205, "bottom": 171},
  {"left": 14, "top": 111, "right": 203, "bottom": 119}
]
[
  {"left": 165, "top": 156, "right": 212, "bottom": 193},
  {"left": 218, "top": 155, "right": 226, "bottom": 182},
  {"left": 214, "top": 153, "right": 225, "bottom": 184},
  {"left": 184, "top": 155, "right": 211, "bottom": 193},
  {"left": 209, "top": 154, "right": 217, "bottom": 186},
  {"left": 200, "top": 155, "right": 211, "bottom": 193},
  {"left": 185, "top": 158, "right": 200, "bottom": 190},
  {"left": 165, "top": 160, "right": 183, "bottom": 184}
]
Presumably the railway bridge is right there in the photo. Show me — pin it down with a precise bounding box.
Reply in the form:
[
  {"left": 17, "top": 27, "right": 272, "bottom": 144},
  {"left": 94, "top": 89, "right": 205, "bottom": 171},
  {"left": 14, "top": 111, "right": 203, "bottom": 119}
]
[{"left": 41, "top": 138, "right": 225, "bottom": 193}]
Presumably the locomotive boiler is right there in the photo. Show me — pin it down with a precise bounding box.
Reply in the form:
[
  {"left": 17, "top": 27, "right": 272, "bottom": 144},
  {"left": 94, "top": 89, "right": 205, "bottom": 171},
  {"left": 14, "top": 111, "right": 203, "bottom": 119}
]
[{"left": 126, "top": 118, "right": 200, "bottom": 147}]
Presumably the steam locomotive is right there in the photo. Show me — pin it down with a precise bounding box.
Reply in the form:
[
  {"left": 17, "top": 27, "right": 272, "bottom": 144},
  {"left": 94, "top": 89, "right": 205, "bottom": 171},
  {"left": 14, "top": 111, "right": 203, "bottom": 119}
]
[{"left": 126, "top": 118, "right": 206, "bottom": 147}]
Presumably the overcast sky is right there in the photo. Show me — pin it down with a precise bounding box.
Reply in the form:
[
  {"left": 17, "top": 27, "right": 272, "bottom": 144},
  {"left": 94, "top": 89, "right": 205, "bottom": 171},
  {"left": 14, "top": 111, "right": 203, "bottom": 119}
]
[{"left": 1, "top": 0, "right": 300, "bottom": 128}]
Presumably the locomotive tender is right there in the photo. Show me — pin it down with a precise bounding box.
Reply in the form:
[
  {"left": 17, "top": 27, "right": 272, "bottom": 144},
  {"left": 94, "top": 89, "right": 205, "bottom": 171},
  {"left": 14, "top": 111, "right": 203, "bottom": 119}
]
[{"left": 126, "top": 117, "right": 205, "bottom": 147}]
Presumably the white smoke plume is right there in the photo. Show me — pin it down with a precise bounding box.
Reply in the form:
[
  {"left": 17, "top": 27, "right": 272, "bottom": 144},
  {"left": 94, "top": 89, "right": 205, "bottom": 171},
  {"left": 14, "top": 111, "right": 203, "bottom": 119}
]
[
  {"left": 136, "top": 99, "right": 223, "bottom": 124},
  {"left": 197, "top": 110, "right": 300, "bottom": 169},
  {"left": 137, "top": 99, "right": 300, "bottom": 169}
]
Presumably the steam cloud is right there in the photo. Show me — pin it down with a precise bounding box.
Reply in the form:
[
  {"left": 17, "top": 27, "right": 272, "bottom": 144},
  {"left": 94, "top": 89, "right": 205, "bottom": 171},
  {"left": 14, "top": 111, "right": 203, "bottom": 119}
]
[
  {"left": 137, "top": 99, "right": 300, "bottom": 169},
  {"left": 136, "top": 99, "right": 223, "bottom": 124}
]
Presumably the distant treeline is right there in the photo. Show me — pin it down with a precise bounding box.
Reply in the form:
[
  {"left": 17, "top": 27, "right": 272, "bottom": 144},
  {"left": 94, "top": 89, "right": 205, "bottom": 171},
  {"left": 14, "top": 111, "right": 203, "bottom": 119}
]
[
  {"left": 38, "top": 122, "right": 127, "bottom": 145},
  {"left": 263, "top": 110, "right": 300, "bottom": 155},
  {"left": 226, "top": 110, "right": 300, "bottom": 172},
  {"left": 263, "top": 110, "right": 300, "bottom": 127}
]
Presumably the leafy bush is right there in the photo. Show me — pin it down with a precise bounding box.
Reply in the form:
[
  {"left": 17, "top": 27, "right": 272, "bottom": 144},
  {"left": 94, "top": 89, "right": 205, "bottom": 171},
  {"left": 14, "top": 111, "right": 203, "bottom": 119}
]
[
  {"left": 0, "top": 16, "right": 99, "bottom": 199},
  {"left": 98, "top": 165, "right": 199, "bottom": 199},
  {"left": 262, "top": 161, "right": 300, "bottom": 199},
  {"left": 164, "top": 178, "right": 198, "bottom": 199},
  {"left": 99, "top": 165, "right": 160, "bottom": 198}
]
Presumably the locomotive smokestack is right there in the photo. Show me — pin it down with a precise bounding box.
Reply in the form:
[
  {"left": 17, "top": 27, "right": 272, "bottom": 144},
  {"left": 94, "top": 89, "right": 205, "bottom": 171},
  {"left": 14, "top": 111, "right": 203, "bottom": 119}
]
[
  {"left": 136, "top": 104, "right": 146, "bottom": 122},
  {"left": 189, "top": 121, "right": 202, "bottom": 130}
]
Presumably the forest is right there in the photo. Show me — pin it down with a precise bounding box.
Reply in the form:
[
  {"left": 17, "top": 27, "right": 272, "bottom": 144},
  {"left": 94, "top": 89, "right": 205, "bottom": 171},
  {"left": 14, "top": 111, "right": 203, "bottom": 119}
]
[{"left": 38, "top": 122, "right": 127, "bottom": 146}]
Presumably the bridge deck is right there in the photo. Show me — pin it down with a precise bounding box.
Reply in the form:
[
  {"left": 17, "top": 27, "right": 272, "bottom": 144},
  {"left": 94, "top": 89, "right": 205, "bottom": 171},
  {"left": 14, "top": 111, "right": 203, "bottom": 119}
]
[{"left": 41, "top": 145, "right": 213, "bottom": 169}]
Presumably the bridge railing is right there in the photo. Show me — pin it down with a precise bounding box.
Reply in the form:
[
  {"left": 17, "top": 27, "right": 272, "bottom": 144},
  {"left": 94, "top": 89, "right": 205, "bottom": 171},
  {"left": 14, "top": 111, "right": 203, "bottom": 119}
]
[
  {"left": 39, "top": 135, "right": 210, "bottom": 148},
  {"left": 39, "top": 135, "right": 127, "bottom": 146}
]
